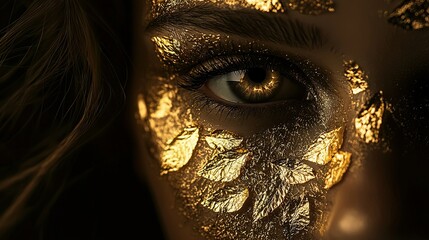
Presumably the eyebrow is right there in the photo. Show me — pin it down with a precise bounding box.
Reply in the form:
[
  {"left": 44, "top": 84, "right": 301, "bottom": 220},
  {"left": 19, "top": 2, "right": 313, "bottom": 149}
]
[{"left": 145, "top": 5, "right": 328, "bottom": 50}]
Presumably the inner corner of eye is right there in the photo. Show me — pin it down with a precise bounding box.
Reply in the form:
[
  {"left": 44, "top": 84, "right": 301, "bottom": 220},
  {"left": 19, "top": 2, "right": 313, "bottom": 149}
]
[{"left": 205, "top": 67, "right": 307, "bottom": 104}]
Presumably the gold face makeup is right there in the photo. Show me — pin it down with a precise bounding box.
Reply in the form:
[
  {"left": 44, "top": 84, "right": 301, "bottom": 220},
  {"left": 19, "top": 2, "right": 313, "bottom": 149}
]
[
  {"left": 344, "top": 60, "right": 369, "bottom": 95},
  {"left": 388, "top": 0, "right": 429, "bottom": 30},
  {"left": 355, "top": 92, "right": 386, "bottom": 144},
  {"left": 151, "top": 0, "right": 336, "bottom": 17}
]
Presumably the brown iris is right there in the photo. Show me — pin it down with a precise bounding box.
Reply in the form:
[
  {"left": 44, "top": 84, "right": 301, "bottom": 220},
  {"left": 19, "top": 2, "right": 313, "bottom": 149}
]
[{"left": 229, "top": 68, "right": 281, "bottom": 103}]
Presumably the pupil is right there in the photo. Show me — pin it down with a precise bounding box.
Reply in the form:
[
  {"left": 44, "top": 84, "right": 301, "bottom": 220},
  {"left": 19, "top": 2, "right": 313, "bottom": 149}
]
[{"left": 246, "top": 68, "right": 267, "bottom": 84}]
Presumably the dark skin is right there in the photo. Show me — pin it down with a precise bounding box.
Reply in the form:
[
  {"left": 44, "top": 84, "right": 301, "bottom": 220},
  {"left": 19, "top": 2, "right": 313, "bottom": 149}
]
[{"left": 132, "top": 0, "right": 429, "bottom": 239}]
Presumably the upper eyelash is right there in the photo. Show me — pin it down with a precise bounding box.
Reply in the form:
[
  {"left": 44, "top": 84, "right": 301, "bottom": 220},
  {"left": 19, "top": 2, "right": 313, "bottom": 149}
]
[{"left": 178, "top": 54, "right": 297, "bottom": 91}]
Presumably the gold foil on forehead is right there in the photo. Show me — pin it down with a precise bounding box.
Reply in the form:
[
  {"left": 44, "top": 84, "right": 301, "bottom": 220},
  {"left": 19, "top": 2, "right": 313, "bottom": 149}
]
[
  {"left": 201, "top": 185, "right": 249, "bottom": 213},
  {"left": 205, "top": 130, "right": 243, "bottom": 152},
  {"left": 304, "top": 127, "right": 344, "bottom": 165},
  {"left": 388, "top": 0, "right": 429, "bottom": 30},
  {"left": 355, "top": 92, "right": 385, "bottom": 144},
  {"left": 160, "top": 127, "right": 200, "bottom": 174},
  {"left": 253, "top": 174, "right": 290, "bottom": 221},
  {"left": 344, "top": 60, "right": 369, "bottom": 95},
  {"left": 324, "top": 151, "right": 351, "bottom": 189},
  {"left": 286, "top": 0, "right": 335, "bottom": 15},
  {"left": 151, "top": 36, "right": 181, "bottom": 65},
  {"left": 198, "top": 148, "right": 250, "bottom": 182},
  {"left": 137, "top": 94, "right": 148, "bottom": 120}
]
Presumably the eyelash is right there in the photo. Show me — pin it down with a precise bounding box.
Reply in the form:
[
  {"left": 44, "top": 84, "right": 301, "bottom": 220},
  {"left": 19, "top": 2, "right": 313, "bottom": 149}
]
[{"left": 176, "top": 53, "right": 320, "bottom": 120}]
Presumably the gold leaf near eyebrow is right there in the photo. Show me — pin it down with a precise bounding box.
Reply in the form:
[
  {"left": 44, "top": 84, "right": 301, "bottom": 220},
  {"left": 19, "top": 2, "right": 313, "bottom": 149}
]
[
  {"left": 198, "top": 148, "right": 250, "bottom": 182},
  {"left": 276, "top": 161, "right": 315, "bottom": 185},
  {"left": 253, "top": 174, "right": 290, "bottom": 221},
  {"left": 355, "top": 92, "right": 385, "bottom": 144},
  {"left": 324, "top": 151, "right": 352, "bottom": 189},
  {"left": 388, "top": 0, "right": 429, "bottom": 30},
  {"left": 201, "top": 185, "right": 249, "bottom": 213},
  {"left": 304, "top": 127, "right": 344, "bottom": 165},
  {"left": 160, "top": 127, "right": 200, "bottom": 174},
  {"left": 205, "top": 130, "right": 243, "bottom": 152},
  {"left": 343, "top": 60, "right": 369, "bottom": 95},
  {"left": 286, "top": 0, "right": 335, "bottom": 15}
]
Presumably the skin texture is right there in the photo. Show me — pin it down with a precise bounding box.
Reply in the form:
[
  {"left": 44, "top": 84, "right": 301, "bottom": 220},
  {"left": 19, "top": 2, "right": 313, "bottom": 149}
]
[{"left": 132, "top": 0, "right": 429, "bottom": 239}]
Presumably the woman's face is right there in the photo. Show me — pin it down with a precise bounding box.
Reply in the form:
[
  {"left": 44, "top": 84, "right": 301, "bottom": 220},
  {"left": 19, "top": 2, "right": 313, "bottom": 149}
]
[{"left": 132, "top": 0, "right": 429, "bottom": 239}]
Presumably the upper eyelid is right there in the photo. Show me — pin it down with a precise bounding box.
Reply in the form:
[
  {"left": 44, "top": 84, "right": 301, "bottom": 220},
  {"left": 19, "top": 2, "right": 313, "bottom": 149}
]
[{"left": 146, "top": 6, "right": 329, "bottom": 50}]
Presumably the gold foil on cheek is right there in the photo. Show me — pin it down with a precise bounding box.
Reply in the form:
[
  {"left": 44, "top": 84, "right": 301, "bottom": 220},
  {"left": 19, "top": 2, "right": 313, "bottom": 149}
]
[
  {"left": 343, "top": 60, "right": 369, "bottom": 95},
  {"left": 324, "top": 151, "right": 352, "bottom": 189},
  {"left": 151, "top": 36, "right": 181, "bottom": 65},
  {"left": 286, "top": 0, "right": 335, "bottom": 15},
  {"left": 198, "top": 149, "right": 250, "bottom": 182},
  {"left": 137, "top": 94, "right": 148, "bottom": 120},
  {"left": 284, "top": 196, "right": 311, "bottom": 236},
  {"left": 205, "top": 130, "right": 243, "bottom": 152},
  {"left": 160, "top": 127, "right": 200, "bottom": 174},
  {"left": 388, "top": 0, "right": 429, "bottom": 30},
  {"left": 253, "top": 174, "right": 290, "bottom": 221},
  {"left": 355, "top": 92, "right": 385, "bottom": 144},
  {"left": 201, "top": 185, "right": 249, "bottom": 213},
  {"left": 304, "top": 127, "right": 344, "bottom": 165},
  {"left": 198, "top": 130, "right": 249, "bottom": 182},
  {"left": 276, "top": 161, "right": 315, "bottom": 185}
]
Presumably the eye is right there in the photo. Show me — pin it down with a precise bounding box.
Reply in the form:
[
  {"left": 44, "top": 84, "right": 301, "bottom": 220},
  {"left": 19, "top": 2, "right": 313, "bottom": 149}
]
[{"left": 206, "top": 67, "right": 307, "bottom": 104}]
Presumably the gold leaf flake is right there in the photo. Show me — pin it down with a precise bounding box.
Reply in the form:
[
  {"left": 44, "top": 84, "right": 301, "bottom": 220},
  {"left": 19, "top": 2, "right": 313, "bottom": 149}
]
[
  {"left": 289, "top": 196, "right": 310, "bottom": 236},
  {"left": 201, "top": 185, "right": 249, "bottom": 213},
  {"left": 388, "top": 0, "right": 429, "bottom": 30},
  {"left": 304, "top": 128, "right": 344, "bottom": 165},
  {"left": 276, "top": 161, "right": 315, "bottom": 185},
  {"left": 253, "top": 175, "right": 290, "bottom": 221},
  {"left": 355, "top": 92, "right": 385, "bottom": 144},
  {"left": 324, "top": 151, "right": 352, "bottom": 189},
  {"left": 344, "top": 60, "right": 369, "bottom": 94},
  {"left": 205, "top": 130, "right": 243, "bottom": 152},
  {"left": 160, "top": 127, "right": 199, "bottom": 174},
  {"left": 151, "top": 36, "right": 181, "bottom": 65},
  {"left": 198, "top": 149, "right": 250, "bottom": 182},
  {"left": 286, "top": 0, "right": 335, "bottom": 15}
]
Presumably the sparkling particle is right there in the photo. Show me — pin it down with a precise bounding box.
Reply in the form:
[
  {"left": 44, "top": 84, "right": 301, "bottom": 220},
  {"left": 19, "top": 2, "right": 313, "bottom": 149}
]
[
  {"left": 304, "top": 128, "right": 344, "bottom": 165},
  {"left": 201, "top": 185, "right": 249, "bottom": 213},
  {"left": 355, "top": 92, "right": 385, "bottom": 144},
  {"left": 324, "top": 151, "right": 352, "bottom": 189},
  {"left": 160, "top": 127, "right": 200, "bottom": 174}
]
